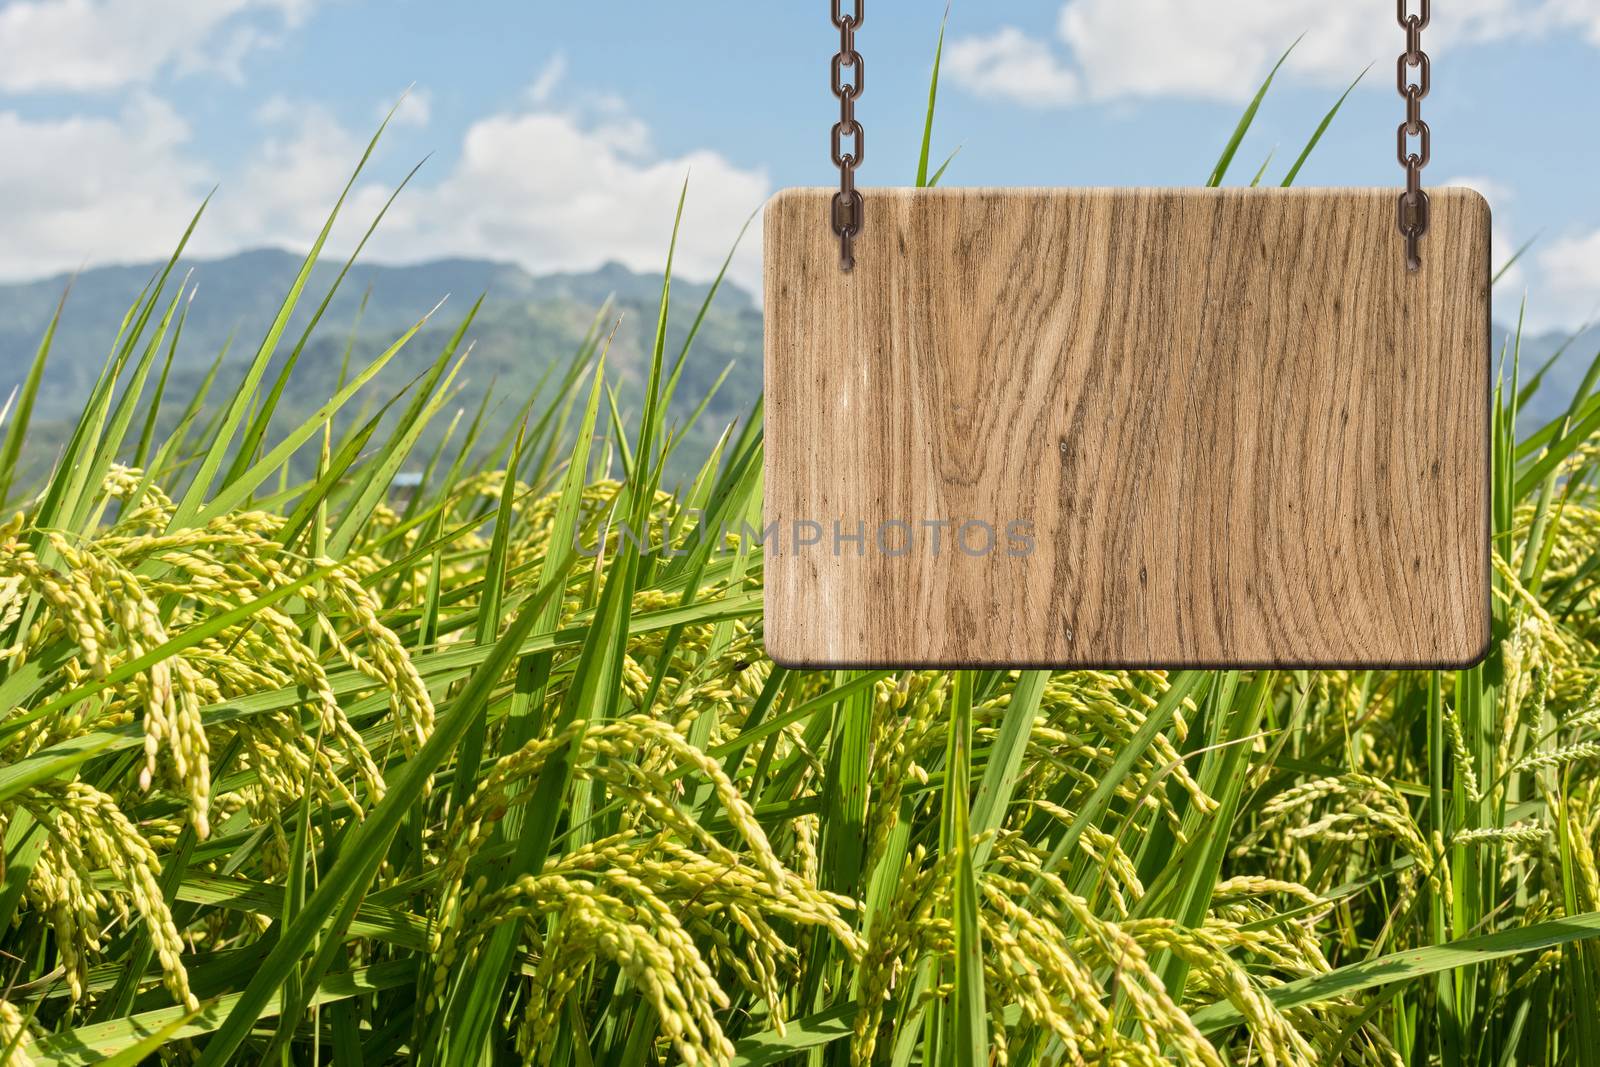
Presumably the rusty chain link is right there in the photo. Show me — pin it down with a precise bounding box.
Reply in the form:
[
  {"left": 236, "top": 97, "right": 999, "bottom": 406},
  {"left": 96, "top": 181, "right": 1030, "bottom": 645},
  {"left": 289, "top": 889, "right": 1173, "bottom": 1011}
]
[
  {"left": 1397, "top": 0, "right": 1431, "bottom": 271},
  {"left": 831, "top": 0, "right": 863, "bottom": 271}
]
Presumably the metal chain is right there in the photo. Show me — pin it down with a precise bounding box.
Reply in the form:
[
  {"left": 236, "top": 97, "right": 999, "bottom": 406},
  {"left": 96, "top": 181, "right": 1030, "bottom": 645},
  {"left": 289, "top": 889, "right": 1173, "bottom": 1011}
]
[
  {"left": 1397, "top": 0, "right": 1431, "bottom": 271},
  {"left": 831, "top": 0, "right": 864, "bottom": 271},
  {"left": 824, "top": 1, "right": 1425, "bottom": 275}
]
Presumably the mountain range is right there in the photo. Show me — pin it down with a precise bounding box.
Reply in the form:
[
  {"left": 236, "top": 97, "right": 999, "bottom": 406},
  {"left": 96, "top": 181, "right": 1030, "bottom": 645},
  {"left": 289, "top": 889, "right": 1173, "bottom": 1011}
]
[
  {"left": 0, "top": 249, "right": 763, "bottom": 487},
  {"left": 1, "top": 250, "right": 1592, "bottom": 487}
]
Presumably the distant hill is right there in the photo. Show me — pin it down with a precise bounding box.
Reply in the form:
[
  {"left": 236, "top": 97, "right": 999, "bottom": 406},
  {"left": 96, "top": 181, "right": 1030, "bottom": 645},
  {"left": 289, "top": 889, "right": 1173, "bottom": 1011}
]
[
  {"left": 0, "top": 250, "right": 763, "bottom": 486},
  {"left": 1497, "top": 322, "right": 1600, "bottom": 434}
]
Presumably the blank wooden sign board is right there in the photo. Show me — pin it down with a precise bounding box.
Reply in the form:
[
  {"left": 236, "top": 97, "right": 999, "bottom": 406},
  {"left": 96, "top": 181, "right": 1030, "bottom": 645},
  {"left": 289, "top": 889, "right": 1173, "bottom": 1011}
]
[{"left": 764, "top": 187, "right": 1491, "bottom": 668}]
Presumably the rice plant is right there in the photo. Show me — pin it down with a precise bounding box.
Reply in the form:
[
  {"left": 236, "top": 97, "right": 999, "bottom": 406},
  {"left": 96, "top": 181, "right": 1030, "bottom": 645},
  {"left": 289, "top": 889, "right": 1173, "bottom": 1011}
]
[{"left": 3, "top": 39, "right": 1600, "bottom": 1067}]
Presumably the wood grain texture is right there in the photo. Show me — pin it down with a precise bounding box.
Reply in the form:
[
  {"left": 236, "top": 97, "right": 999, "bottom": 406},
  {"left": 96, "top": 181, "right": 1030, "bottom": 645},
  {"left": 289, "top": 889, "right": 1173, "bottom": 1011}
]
[{"left": 763, "top": 187, "right": 1491, "bottom": 668}]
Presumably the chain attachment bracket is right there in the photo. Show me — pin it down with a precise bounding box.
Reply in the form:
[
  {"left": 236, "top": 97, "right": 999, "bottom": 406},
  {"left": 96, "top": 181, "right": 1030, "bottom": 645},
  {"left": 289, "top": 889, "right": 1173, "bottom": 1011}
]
[
  {"left": 1397, "top": 0, "right": 1431, "bottom": 272},
  {"left": 831, "top": 0, "right": 863, "bottom": 271}
]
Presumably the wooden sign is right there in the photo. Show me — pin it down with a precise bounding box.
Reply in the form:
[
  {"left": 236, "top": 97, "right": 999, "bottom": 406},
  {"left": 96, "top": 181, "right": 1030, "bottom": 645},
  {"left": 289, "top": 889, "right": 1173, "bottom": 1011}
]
[{"left": 764, "top": 187, "right": 1491, "bottom": 668}]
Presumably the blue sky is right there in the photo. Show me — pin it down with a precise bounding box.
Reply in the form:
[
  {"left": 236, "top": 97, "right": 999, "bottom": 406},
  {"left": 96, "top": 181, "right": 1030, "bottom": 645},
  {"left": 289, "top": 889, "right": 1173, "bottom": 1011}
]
[{"left": 1, "top": 0, "right": 1597, "bottom": 330}]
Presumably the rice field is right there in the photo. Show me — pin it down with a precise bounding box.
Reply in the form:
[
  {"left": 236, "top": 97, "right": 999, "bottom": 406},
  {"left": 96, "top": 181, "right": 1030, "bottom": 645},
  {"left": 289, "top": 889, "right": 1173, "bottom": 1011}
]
[{"left": 4, "top": 47, "right": 1600, "bottom": 1067}]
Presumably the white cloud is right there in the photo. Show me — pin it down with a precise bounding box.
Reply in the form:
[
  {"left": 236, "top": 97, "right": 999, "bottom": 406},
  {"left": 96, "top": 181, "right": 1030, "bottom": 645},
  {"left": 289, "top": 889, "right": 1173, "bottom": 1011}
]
[
  {"left": 362, "top": 99, "right": 769, "bottom": 290},
  {"left": 383, "top": 89, "right": 432, "bottom": 129},
  {"left": 946, "top": 27, "right": 1080, "bottom": 107},
  {"left": 0, "top": 96, "right": 208, "bottom": 278},
  {"left": 1448, "top": 175, "right": 1600, "bottom": 332},
  {"left": 1544, "top": 0, "right": 1600, "bottom": 44},
  {"left": 0, "top": 0, "right": 308, "bottom": 93},
  {"left": 529, "top": 55, "right": 567, "bottom": 105},
  {"left": 0, "top": 91, "right": 359, "bottom": 279},
  {"left": 950, "top": 0, "right": 1599, "bottom": 106},
  {"left": 207, "top": 99, "right": 368, "bottom": 248},
  {"left": 1539, "top": 230, "right": 1600, "bottom": 329},
  {"left": 0, "top": 86, "right": 769, "bottom": 294},
  {"left": 1434, "top": 174, "right": 1600, "bottom": 334}
]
